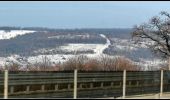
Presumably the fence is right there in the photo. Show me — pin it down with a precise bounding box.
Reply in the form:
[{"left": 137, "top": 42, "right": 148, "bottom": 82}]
[{"left": 0, "top": 70, "right": 170, "bottom": 99}]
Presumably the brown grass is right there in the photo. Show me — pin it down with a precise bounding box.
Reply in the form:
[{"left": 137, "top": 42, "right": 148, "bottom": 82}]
[{"left": 0, "top": 55, "right": 141, "bottom": 71}]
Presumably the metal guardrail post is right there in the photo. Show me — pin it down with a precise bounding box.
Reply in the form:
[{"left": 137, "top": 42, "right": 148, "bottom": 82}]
[
  {"left": 10, "top": 86, "right": 14, "bottom": 94},
  {"left": 122, "top": 70, "right": 126, "bottom": 99},
  {"left": 41, "top": 85, "right": 45, "bottom": 91},
  {"left": 160, "top": 70, "right": 163, "bottom": 97},
  {"left": 26, "top": 86, "right": 30, "bottom": 93},
  {"left": 74, "top": 69, "right": 77, "bottom": 99},
  {"left": 4, "top": 70, "right": 8, "bottom": 99},
  {"left": 55, "top": 84, "right": 58, "bottom": 91}
]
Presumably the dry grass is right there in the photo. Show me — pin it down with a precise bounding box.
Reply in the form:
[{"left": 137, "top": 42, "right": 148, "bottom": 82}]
[
  {"left": 0, "top": 55, "right": 141, "bottom": 71},
  {"left": 59, "top": 55, "right": 140, "bottom": 71}
]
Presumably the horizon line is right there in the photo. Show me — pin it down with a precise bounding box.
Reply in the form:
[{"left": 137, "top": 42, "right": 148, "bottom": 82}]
[{"left": 0, "top": 26, "right": 133, "bottom": 30}]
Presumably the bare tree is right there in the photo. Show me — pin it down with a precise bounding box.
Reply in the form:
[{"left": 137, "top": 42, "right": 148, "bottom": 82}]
[
  {"left": 98, "top": 55, "right": 116, "bottom": 71},
  {"left": 6, "top": 62, "right": 20, "bottom": 71},
  {"left": 132, "top": 11, "right": 170, "bottom": 70},
  {"left": 39, "top": 55, "right": 52, "bottom": 71},
  {"left": 0, "top": 66, "right": 4, "bottom": 71},
  {"left": 84, "top": 59, "right": 100, "bottom": 71},
  {"left": 112, "top": 57, "right": 140, "bottom": 71},
  {"left": 60, "top": 55, "right": 89, "bottom": 71},
  {"left": 25, "top": 55, "right": 53, "bottom": 71}
]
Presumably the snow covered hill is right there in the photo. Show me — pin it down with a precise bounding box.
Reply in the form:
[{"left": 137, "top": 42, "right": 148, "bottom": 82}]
[{"left": 0, "top": 30, "right": 35, "bottom": 40}]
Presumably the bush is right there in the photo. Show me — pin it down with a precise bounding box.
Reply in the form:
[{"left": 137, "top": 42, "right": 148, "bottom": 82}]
[
  {"left": 5, "top": 62, "right": 20, "bottom": 71},
  {"left": 1, "top": 55, "right": 141, "bottom": 71},
  {"left": 59, "top": 55, "right": 89, "bottom": 71},
  {"left": 59, "top": 55, "right": 140, "bottom": 71}
]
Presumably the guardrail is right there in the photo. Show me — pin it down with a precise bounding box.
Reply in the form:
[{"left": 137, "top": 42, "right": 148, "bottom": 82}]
[{"left": 0, "top": 70, "right": 170, "bottom": 99}]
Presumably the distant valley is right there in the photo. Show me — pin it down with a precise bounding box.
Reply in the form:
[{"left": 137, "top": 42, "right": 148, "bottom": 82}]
[{"left": 0, "top": 27, "right": 166, "bottom": 70}]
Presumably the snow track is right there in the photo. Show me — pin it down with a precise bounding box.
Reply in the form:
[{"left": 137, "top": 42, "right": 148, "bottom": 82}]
[{"left": 96, "top": 34, "right": 111, "bottom": 55}]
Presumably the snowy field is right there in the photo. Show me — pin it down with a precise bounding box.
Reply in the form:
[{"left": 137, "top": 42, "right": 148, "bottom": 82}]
[
  {"left": 28, "top": 34, "right": 111, "bottom": 64},
  {"left": 0, "top": 32, "right": 167, "bottom": 70},
  {"left": 48, "top": 34, "right": 90, "bottom": 39},
  {"left": 0, "top": 34, "right": 111, "bottom": 66},
  {"left": 60, "top": 43, "right": 104, "bottom": 52},
  {"left": 0, "top": 30, "right": 35, "bottom": 40},
  {"left": 60, "top": 34, "right": 111, "bottom": 55}
]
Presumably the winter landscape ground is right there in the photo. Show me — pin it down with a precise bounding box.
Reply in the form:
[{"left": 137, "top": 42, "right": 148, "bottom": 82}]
[{"left": 0, "top": 27, "right": 167, "bottom": 71}]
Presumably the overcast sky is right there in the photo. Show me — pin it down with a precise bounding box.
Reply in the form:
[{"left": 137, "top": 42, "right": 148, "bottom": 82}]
[{"left": 0, "top": 1, "right": 170, "bottom": 29}]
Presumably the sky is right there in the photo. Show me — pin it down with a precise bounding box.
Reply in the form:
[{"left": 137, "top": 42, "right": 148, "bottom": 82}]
[{"left": 0, "top": 1, "right": 170, "bottom": 29}]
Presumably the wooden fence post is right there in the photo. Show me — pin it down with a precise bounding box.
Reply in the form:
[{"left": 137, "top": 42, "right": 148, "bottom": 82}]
[
  {"left": 122, "top": 70, "right": 126, "bottom": 99},
  {"left": 160, "top": 70, "right": 163, "bottom": 97},
  {"left": 74, "top": 69, "right": 77, "bottom": 99},
  {"left": 4, "top": 70, "right": 8, "bottom": 99}
]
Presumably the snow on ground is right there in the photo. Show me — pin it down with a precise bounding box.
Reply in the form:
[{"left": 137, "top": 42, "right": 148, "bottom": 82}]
[
  {"left": 111, "top": 38, "right": 138, "bottom": 51},
  {"left": 0, "top": 34, "right": 111, "bottom": 67},
  {"left": 0, "top": 54, "right": 166, "bottom": 71},
  {"left": 111, "top": 37, "right": 155, "bottom": 49},
  {"left": 0, "top": 30, "right": 35, "bottom": 40},
  {"left": 0, "top": 33, "right": 166, "bottom": 70},
  {"left": 60, "top": 34, "right": 111, "bottom": 55},
  {"left": 0, "top": 55, "right": 27, "bottom": 67},
  {"left": 134, "top": 58, "right": 167, "bottom": 70},
  {"left": 48, "top": 34, "right": 90, "bottom": 39},
  {"left": 0, "top": 57, "right": 6, "bottom": 66},
  {"left": 27, "top": 54, "right": 73, "bottom": 65},
  {"left": 60, "top": 44, "right": 104, "bottom": 52},
  {"left": 97, "top": 34, "right": 111, "bottom": 54},
  {"left": 114, "top": 45, "right": 137, "bottom": 51},
  {"left": 28, "top": 34, "right": 111, "bottom": 64}
]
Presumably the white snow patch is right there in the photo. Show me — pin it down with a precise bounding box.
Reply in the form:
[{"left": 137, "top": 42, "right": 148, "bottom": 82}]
[
  {"left": 0, "top": 30, "right": 35, "bottom": 40},
  {"left": 48, "top": 34, "right": 90, "bottom": 39},
  {"left": 134, "top": 58, "right": 167, "bottom": 70},
  {"left": 115, "top": 45, "right": 137, "bottom": 51},
  {"left": 60, "top": 34, "right": 111, "bottom": 56},
  {"left": 14, "top": 34, "right": 112, "bottom": 66},
  {"left": 60, "top": 44, "right": 102, "bottom": 52},
  {"left": 97, "top": 34, "right": 111, "bottom": 54},
  {"left": 30, "top": 55, "right": 66, "bottom": 64},
  {"left": 0, "top": 57, "right": 6, "bottom": 66}
]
